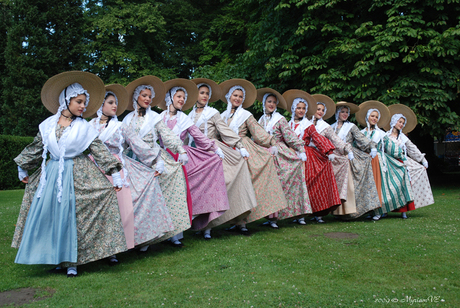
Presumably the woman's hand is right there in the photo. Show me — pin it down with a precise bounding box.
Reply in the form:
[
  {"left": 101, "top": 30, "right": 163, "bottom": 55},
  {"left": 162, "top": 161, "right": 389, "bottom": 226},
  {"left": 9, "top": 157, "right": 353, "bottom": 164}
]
[{"left": 21, "top": 177, "right": 29, "bottom": 184}]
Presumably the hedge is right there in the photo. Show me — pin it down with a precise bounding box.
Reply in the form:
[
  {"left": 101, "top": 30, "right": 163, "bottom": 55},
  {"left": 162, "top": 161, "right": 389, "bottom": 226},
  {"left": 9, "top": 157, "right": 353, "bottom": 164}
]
[{"left": 0, "top": 135, "right": 34, "bottom": 190}]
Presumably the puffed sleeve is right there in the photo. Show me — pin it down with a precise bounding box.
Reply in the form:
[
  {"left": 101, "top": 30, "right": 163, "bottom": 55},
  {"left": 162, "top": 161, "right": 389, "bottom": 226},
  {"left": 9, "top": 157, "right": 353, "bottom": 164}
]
[
  {"left": 181, "top": 125, "right": 217, "bottom": 151},
  {"left": 155, "top": 120, "right": 186, "bottom": 154},
  {"left": 405, "top": 139, "right": 427, "bottom": 164},
  {"left": 213, "top": 113, "right": 244, "bottom": 149},
  {"left": 304, "top": 125, "right": 335, "bottom": 156},
  {"left": 89, "top": 137, "right": 123, "bottom": 175},
  {"left": 277, "top": 118, "right": 305, "bottom": 153},
  {"left": 349, "top": 125, "right": 374, "bottom": 152},
  {"left": 121, "top": 124, "right": 162, "bottom": 167},
  {"left": 14, "top": 132, "right": 44, "bottom": 170},
  {"left": 323, "top": 126, "right": 352, "bottom": 155},
  {"left": 246, "top": 115, "right": 276, "bottom": 147}
]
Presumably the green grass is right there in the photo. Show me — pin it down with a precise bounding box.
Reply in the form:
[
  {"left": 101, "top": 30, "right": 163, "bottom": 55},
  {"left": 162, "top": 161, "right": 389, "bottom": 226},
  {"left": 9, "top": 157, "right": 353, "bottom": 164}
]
[{"left": 0, "top": 185, "right": 459, "bottom": 307}]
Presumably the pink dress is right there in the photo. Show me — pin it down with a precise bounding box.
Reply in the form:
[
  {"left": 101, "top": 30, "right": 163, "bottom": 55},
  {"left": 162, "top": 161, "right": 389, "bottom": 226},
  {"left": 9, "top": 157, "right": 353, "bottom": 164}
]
[{"left": 162, "top": 114, "right": 230, "bottom": 230}]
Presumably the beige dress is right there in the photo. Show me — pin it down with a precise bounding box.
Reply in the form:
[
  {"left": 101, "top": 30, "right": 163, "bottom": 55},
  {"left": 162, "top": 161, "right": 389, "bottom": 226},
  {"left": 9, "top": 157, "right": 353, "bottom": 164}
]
[
  {"left": 228, "top": 115, "right": 288, "bottom": 223},
  {"left": 188, "top": 112, "right": 257, "bottom": 227}
]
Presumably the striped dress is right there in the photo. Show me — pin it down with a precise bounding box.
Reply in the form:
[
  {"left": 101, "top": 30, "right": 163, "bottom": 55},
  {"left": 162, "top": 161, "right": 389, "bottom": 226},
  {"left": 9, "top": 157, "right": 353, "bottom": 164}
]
[{"left": 362, "top": 128, "right": 413, "bottom": 214}]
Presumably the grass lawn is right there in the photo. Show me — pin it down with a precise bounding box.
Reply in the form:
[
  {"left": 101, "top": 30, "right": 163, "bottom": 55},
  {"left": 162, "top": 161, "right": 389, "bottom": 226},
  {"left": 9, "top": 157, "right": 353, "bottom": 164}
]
[{"left": 0, "top": 183, "right": 459, "bottom": 307}]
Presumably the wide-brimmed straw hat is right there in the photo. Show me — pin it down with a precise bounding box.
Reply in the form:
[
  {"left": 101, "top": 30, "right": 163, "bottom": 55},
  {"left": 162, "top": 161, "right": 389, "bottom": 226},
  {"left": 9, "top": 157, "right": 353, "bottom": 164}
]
[
  {"left": 355, "top": 100, "right": 391, "bottom": 128},
  {"left": 256, "top": 88, "right": 287, "bottom": 110},
  {"left": 219, "top": 79, "right": 257, "bottom": 108},
  {"left": 335, "top": 101, "right": 360, "bottom": 114},
  {"left": 191, "top": 78, "right": 222, "bottom": 105},
  {"left": 158, "top": 78, "right": 199, "bottom": 111},
  {"left": 312, "top": 94, "right": 336, "bottom": 120},
  {"left": 383, "top": 104, "right": 418, "bottom": 134},
  {"left": 41, "top": 71, "right": 105, "bottom": 118},
  {"left": 282, "top": 89, "right": 316, "bottom": 115},
  {"left": 125, "top": 75, "right": 165, "bottom": 111}
]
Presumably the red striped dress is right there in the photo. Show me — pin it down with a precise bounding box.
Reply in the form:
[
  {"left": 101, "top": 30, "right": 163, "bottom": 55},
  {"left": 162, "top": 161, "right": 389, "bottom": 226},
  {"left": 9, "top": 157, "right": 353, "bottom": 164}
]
[{"left": 293, "top": 123, "right": 341, "bottom": 213}]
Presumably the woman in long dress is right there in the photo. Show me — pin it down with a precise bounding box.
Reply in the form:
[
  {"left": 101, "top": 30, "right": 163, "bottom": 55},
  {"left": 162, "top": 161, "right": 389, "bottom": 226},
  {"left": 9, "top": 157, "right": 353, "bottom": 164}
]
[
  {"left": 158, "top": 78, "right": 229, "bottom": 239},
  {"left": 89, "top": 84, "right": 173, "bottom": 254},
  {"left": 257, "top": 88, "right": 311, "bottom": 228},
  {"left": 12, "top": 72, "right": 127, "bottom": 277},
  {"left": 220, "top": 79, "right": 288, "bottom": 233},
  {"left": 356, "top": 101, "right": 414, "bottom": 220},
  {"left": 330, "top": 102, "right": 381, "bottom": 219},
  {"left": 122, "top": 76, "right": 190, "bottom": 247},
  {"left": 282, "top": 90, "right": 340, "bottom": 224},
  {"left": 384, "top": 104, "right": 434, "bottom": 218},
  {"left": 309, "top": 94, "right": 355, "bottom": 222},
  {"left": 187, "top": 78, "right": 257, "bottom": 239}
]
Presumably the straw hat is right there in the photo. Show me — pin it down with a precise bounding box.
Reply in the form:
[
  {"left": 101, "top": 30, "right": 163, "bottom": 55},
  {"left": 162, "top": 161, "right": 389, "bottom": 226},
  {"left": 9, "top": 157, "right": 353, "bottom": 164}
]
[
  {"left": 125, "top": 75, "right": 165, "bottom": 111},
  {"left": 355, "top": 100, "right": 391, "bottom": 128},
  {"left": 311, "top": 94, "right": 336, "bottom": 120},
  {"left": 282, "top": 89, "right": 316, "bottom": 116},
  {"left": 335, "top": 101, "right": 360, "bottom": 115},
  {"left": 219, "top": 79, "right": 257, "bottom": 108},
  {"left": 256, "top": 88, "right": 287, "bottom": 110},
  {"left": 383, "top": 104, "right": 418, "bottom": 134},
  {"left": 191, "top": 78, "right": 222, "bottom": 104},
  {"left": 157, "top": 78, "right": 199, "bottom": 111},
  {"left": 40, "top": 71, "right": 105, "bottom": 118}
]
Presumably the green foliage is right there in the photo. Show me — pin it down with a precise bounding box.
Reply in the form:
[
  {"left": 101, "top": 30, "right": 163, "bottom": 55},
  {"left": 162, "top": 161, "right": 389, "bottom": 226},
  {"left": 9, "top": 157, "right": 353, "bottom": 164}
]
[
  {"left": 0, "top": 135, "right": 33, "bottom": 190},
  {"left": 0, "top": 0, "right": 458, "bottom": 139},
  {"left": 84, "top": 0, "right": 176, "bottom": 84},
  {"left": 233, "top": 0, "right": 460, "bottom": 138},
  {"left": 0, "top": 0, "right": 87, "bottom": 137}
]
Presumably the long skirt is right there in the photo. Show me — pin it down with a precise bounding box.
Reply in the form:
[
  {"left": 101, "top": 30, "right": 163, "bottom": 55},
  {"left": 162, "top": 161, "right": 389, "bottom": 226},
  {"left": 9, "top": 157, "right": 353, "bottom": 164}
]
[
  {"left": 242, "top": 138, "right": 288, "bottom": 223},
  {"left": 97, "top": 154, "right": 174, "bottom": 247},
  {"left": 144, "top": 149, "right": 190, "bottom": 244},
  {"left": 206, "top": 141, "right": 258, "bottom": 228},
  {"left": 334, "top": 148, "right": 381, "bottom": 219},
  {"left": 405, "top": 157, "right": 434, "bottom": 209},
  {"left": 373, "top": 153, "right": 413, "bottom": 215},
  {"left": 13, "top": 156, "right": 127, "bottom": 266},
  {"left": 304, "top": 146, "right": 341, "bottom": 213},
  {"left": 273, "top": 142, "right": 312, "bottom": 220},
  {"left": 169, "top": 146, "right": 229, "bottom": 230}
]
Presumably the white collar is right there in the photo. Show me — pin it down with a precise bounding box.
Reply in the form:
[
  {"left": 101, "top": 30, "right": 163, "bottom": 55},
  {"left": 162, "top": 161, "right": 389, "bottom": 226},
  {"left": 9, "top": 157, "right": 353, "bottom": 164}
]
[
  {"left": 314, "top": 118, "right": 330, "bottom": 134},
  {"left": 122, "top": 108, "right": 162, "bottom": 139},
  {"left": 289, "top": 118, "right": 313, "bottom": 140},
  {"left": 90, "top": 118, "right": 122, "bottom": 143},
  {"left": 161, "top": 110, "right": 194, "bottom": 137},
  {"left": 258, "top": 112, "right": 284, "bottom": 135},
  {"left": 331, "top": 121, "right": 354, "bottom": 142},
  {"left": 221, "top": 107, "right": 252, "bottom": 134}
]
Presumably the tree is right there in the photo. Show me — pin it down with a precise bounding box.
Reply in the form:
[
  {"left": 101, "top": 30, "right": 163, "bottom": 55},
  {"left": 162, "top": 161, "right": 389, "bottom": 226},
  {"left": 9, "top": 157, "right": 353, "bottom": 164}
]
[
  {"left": 236, "top": 0, "right": 460, "bottom": 138},
  {"left": 1, "top": 0, "right": 87, "bottom": 136}
]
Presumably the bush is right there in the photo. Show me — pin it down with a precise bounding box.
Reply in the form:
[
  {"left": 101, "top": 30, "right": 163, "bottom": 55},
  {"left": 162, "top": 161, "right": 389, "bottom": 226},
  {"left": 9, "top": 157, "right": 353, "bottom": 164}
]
[{"left": 0, "top": 135, "right": 34, "bottom": 190}]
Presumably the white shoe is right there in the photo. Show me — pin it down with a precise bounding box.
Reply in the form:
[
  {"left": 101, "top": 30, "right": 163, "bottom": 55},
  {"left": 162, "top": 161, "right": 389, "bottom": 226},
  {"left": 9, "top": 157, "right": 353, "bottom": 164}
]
[
  {"left": 139, "top": 245, "right": 149, "bottom": 252},
  {"left": 401, "top": 212, "right": 408, "bottom": 219},
  {"left": 298, "top": 218, "right": 306, "bottom": 225},
  {"left": 203, "top": 229, "right": 211, "bottom": 240},
  {"left": 269, "top": 221, "right": 279, "bottom": 229},
  {"left": 315, "top": 216, "right": 325, "bottom": 223},
  {"left": 372, "top": 215, "right": 381, "bottom": 221}
]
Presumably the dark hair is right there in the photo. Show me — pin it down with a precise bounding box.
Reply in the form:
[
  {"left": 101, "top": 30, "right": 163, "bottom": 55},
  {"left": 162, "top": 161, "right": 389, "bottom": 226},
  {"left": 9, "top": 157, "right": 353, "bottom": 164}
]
[{"left": 266, "top": 94, "right": 277, "bottom": 100}]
